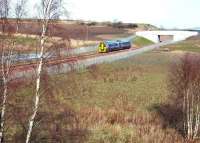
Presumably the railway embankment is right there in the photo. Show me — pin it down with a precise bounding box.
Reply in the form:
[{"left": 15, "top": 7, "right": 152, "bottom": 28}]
[{"left": 11, "top": 40, "right": 177, "bottom": 80}]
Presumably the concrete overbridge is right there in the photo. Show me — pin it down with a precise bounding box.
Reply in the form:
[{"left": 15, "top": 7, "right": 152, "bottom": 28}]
[{"left": 136, "top": 31, "right": 198, "bottom": 43}]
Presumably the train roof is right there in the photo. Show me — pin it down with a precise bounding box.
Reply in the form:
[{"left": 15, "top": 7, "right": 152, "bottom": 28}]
[{"left": 104, "top": 39, "right": 130, "bottom": 43}]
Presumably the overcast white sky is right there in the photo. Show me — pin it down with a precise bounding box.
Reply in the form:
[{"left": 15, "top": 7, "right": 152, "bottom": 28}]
[{"left": 23, "top": 0, "right": 200, "bottom": 29}]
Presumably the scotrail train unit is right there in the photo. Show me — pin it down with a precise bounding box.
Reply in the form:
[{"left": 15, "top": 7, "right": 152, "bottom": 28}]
[{"left": 98, "top": 40, "right": 131, "bottom": 53}]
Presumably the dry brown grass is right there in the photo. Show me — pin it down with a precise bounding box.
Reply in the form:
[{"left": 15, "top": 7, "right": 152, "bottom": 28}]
[{"left": 5, "top": 52, "right": 199, "bottom": 142}]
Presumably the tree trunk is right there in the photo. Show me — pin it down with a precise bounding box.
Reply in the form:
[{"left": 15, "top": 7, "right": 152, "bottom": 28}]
[
  {"left": 0, "top": 46, "right": 10, "bottom": 143},
  {"left": 0, "top": 78, "right": 7, "bottom": 143},
  {"left": 16, "top": 23, "right": 19, "bottom": 33},
  {"left": 25, "top": 0, "right": 58, "bottom": 142},
  {"left": 25, "top": 24, "right": 46, "bottom": 143}
]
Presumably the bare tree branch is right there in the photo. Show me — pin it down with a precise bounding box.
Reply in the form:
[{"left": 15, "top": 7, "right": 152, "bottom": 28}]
[
  {"left": 0, "top": 0, "right": 9, "bottom": 33},
  {"left": 0, "top": 1, "right": 13, "bottom": 142},
  {"left": 14, "top": 0, "right": 27, "bottom": 33},
  {"left": 169, "top": 54, "right": 200, "bottom": 141},
  {"left": 25, "top": 0, "right": 64, "bottom": 143}
]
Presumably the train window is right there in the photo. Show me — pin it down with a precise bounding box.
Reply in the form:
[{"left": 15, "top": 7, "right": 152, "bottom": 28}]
[{"left": 100, "top": 42, "right": 106, "bottom": 47}]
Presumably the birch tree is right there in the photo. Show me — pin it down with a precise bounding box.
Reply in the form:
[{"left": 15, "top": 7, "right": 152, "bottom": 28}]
[
  {"left": 0, "top": 0, "right": 9, "bottom": 33},
  {"left": 0, "top": 0, "right": 9, "bottom": 142},
  {"left": 169, "top": 54, "right": 200, "bottom": 141},
  {"left": 25, "top": 0, "right": 63, "bottom": 143},
  {"left": 14, "top": 0, "right": 27, "bottom": 33},
  {"left": 0, "top": 0, "right": 15, "bottom": 142},
  {"left": 0, "top": 38, "right": 15, "bottom": 143}
]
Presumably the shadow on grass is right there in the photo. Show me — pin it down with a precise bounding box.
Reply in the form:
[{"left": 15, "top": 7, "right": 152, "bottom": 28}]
[
  {"left": 12, "top": 109, "right": 91, "bottom": 143},
  {"left": 150, "top": 103, "right": 184, "bottom": 136}
]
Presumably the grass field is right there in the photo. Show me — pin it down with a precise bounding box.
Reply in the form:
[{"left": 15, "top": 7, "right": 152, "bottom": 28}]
[
  {"left": 14, "top": 36, "right": 37, "bottom": 46},
  {"left": 10, "top": 51, "right": 186, "bottom": 143},
  {"left": 4, "top": 20, "right": 200, "bottom": 142},
  {"left": 133, "top": 36, "right": 154, "bottom": 47},
  {"left": 161, "top": 35, "right": 200, "bottom": 53},
  {"left": 7, "top": 36, "right": 200, "bottom": 142},
  {"left": 50, "top": 52, "right": 183, "bottom": 142}
]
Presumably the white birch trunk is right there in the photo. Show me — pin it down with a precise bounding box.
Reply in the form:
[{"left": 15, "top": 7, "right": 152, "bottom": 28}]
[
  {"left": 0, "top": 42, "right": 13, "bottom": 143},
  {"left": 25, "top": 25, "right": 46, "bottom": 143},
  {"left": 16, "top": 22, "right": 19, "bottom": 33},
  {"left": 25, "top": 0, "right": 60, "bottom": 142},
  {"left": 194, "top": 89, "right": 200, "bottom": 138},
  {"left": 184, "top": 84, "right": 200, "bottom": 140},
  {"left": 0, "top": 78, "right": 7, "bottom": 143}
]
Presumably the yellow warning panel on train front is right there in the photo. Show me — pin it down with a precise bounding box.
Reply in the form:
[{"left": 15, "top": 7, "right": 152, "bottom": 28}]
[{"left": 98, "top": 42, "right": 107, "bottom": 53}]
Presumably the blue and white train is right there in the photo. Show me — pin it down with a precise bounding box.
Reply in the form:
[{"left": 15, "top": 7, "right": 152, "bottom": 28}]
[{"left": 98, "top": 40, "right": 131, "bottom": 53}]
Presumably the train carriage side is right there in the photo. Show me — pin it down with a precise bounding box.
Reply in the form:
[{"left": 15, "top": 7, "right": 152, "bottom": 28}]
[
  {"left": 98, "top": 40, "right": 131, "bottom": 53},
  {"left": 119, "top": 41, "right": 131, "bottom": 49},
  {"left": 106, "top": 41, "right": 121, "bottom": 52}
]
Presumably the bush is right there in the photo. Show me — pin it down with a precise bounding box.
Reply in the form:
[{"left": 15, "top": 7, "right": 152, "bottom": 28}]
[
  {"left": 126, "top": 24, "right": 138, "bottom": 29},
  {"left": 169, "top": 53, "right": 200, "bottom": 141},
  {"left": 87, "top": 22, "right": 98, "bottom": 26},
  {"left": 112, "top": 22, "right": 138, "bottom": 29},
  {"left": 112, "top": 22, "right": 123, "bottom": 29}
]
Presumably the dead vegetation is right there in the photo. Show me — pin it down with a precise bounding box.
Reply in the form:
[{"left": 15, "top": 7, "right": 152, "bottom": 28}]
[
  {"left": 2, "top": 50, "right": 200, "bottom": 142},
  {"left": 0, "top": 20, "right": 129, "bottom": 41},
  {"left": 168, "top": 54, "right": 200, "bottom": 141}
]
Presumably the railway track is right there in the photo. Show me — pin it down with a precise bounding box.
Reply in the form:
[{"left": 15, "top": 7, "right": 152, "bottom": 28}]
[
  {"left": 10, "top": 40, "right": 178, "bottom": 80},
  {"left": 12, "top": 47, "right": 136, "bottom": 72}
]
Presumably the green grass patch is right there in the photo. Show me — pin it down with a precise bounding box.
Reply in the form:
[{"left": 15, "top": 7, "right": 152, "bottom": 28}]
[
  {"left": 133, "top": 36, "right": 154, "bottom": 47},
  {"left": 162, "top": 36, "right": 200, "bottom": 53},
  {"left": 165, "top": 42, "right": 200, "bottom": 52},
  {"left": 0, "top": 35, "right": 38, "bottom": 53},
  {"left": 14, "top": 36, "right": 38, "bottom": 46},
  {"left": 0, "top": 34, "right": 38, "bottom": 46}
]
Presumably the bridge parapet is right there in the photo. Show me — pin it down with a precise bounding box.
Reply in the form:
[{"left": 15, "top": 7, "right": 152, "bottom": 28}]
[{"left": 136, "top": 31, "right": 198, "bottom": 43}]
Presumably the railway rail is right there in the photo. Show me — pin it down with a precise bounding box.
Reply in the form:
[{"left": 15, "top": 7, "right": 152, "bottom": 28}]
[
  {"left": 9, "top": 40, "right": 178, "bottom": 80},
  {"left": 12, "top": 47, "right": 136, "bottom": 72}
]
